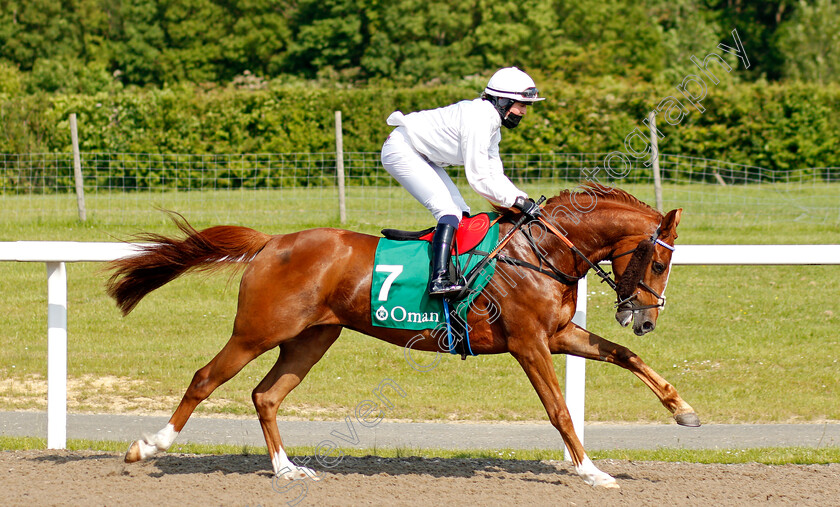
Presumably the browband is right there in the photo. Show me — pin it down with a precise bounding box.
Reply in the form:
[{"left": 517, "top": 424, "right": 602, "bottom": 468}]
[{"left": 655, "top": 238, "right": 675, "bottom": 251}]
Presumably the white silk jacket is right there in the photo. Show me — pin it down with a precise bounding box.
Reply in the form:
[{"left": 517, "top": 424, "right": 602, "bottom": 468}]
[{"left": 386, "top": 98, "right": 526, "bottom": 207}]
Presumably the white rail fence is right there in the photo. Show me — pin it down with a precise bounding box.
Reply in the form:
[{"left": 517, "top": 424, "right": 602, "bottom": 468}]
[{"left": 1, "top": 242, "right": 839, "bottom": 453}]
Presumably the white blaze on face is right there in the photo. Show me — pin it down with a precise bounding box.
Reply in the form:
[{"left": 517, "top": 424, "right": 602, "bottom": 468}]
[
  {"left": 654, "top": 239, "right": 675, "bottom": 312},
  {"left": 658, "top": 260, "right": 673, "bottom": 312}
]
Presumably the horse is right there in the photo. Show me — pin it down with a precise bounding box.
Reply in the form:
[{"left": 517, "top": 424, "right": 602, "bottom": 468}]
[{"left": 105, "top": 183, "right": 698, "bottom": 489}]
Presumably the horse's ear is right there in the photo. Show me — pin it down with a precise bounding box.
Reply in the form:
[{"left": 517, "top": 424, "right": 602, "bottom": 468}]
[{"left": 662, "top": 208, "right": 682, "bottom": 231}]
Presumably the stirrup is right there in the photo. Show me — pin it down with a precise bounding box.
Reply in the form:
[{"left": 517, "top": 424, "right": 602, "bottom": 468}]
[{"left": 428, "top": 278, "right": 464, "bottom": 297}]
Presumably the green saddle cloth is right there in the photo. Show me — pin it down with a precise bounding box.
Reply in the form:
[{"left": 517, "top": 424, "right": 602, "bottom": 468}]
[{"left": 371, "top": 215, "right": 500, "bottom": 330}]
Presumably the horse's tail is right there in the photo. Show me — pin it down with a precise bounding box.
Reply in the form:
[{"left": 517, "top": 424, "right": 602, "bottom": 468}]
[{"left": 106, "top": 211, "right": 272, "bottom": 316}]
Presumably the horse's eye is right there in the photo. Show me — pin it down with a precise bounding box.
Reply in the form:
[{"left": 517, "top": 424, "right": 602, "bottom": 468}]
[{"left": 652, "top": 262, "right": 666, "bottom": 274}]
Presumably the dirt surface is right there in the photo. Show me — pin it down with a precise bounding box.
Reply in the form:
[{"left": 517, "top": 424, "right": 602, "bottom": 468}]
[{"left": 3, "top": 450, "right": 839, "bottom": 506}]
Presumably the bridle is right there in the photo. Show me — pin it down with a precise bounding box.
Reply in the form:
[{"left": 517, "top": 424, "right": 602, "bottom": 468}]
[
  {"left": 525, "top": 209, "right": 675, "bottom": 314},
  {"left": 456, "top": 197, "right": 676, "bottom": 315},
  {"left": 609, "top": 234, "right": 675, "bottom": 313}
]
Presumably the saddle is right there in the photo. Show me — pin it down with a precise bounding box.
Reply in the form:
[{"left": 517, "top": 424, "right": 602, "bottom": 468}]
[
  {"left": 380, "top": 213, "right": 493, "bottom": 255},
  {"left": 375, "top": 213, "right": 500, "bottom": 360}
]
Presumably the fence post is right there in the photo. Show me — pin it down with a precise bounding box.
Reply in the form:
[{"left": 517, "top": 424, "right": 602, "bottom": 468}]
[
  {"left": 46, "top": 261, "right": 68, "bottom": 449},
  {"left": 648, "top": 111, "right": 663, "bottom": 212},
  {"left": 564, "top": 275, "right": 587, "bottom": 461},
  {"left": 69, "top": 113, "right": 87, "bottom": 222},
  {"left": 335, "top": 111, "right": 346, "bottom": 224}
]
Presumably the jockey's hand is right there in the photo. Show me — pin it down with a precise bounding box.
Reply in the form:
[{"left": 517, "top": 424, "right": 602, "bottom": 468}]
[{"left": 513, "top": 196, "right": 541, "bottom": 219}]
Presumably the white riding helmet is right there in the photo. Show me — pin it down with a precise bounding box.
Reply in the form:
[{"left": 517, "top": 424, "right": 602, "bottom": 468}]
[{"left": 484, "top": 67, "right": 545, "bottom": 103}]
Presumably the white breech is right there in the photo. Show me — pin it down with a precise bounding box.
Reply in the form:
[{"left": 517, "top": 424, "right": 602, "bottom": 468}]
[{"left": 381, "top": 127, "right": 470, "bottom": 221}]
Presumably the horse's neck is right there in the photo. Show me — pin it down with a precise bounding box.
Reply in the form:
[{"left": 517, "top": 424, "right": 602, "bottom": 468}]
[{"left": 553, "top": 206, "right": 657, "bottom": 263}]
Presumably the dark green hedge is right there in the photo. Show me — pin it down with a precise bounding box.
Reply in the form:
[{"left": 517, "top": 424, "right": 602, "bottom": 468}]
[{"left": 2, "top": 80, "right": 838, "bottom": 186}]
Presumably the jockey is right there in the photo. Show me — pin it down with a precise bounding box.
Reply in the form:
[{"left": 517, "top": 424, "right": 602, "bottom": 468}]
[{"left": 381, "top": 67, "right": 545, "bottom": 297}]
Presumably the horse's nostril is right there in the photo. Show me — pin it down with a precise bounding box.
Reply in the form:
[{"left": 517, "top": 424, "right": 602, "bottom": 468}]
[{"left": 642, "top": 321, "right": 655, "bottom": 332}]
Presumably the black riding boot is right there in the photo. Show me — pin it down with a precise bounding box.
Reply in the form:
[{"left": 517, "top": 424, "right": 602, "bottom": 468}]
[{"left": 428, "top": 223, "right": 464, "bottom": 297}]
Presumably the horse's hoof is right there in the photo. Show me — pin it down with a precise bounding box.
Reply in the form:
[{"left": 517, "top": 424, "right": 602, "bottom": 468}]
[
  {"left": 125, "top": 441, "right": 142, "bottom": 463},
  {"left": 675, "top": 412, "right": 701, "bottom": 427},
  {"left": 601, "top": 481, "right": 621, "bottom": 490}
]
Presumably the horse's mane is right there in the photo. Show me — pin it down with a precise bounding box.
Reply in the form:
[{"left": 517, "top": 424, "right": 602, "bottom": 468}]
[{"left": 493, "top": 183, "right": 662, "bottom": 221}]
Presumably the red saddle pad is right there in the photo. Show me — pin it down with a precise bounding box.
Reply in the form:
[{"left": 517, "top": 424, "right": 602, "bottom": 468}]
[{"left": 418, "top": 213, "right": 492, "bottom": 254}]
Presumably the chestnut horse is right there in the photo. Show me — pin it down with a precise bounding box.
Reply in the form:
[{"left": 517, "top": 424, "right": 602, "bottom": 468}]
[{"left": 106, "top": 184, "right": 698, "bottom": 489}]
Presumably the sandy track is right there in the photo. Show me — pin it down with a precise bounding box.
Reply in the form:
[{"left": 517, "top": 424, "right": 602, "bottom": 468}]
[{"left": 3, "top": 450, "right": 839, "bottom": 506}]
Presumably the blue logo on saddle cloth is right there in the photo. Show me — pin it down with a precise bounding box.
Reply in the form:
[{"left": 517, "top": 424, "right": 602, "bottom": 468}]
[{"left": 370, "top": 223, "right": 500, "bottom": 330}]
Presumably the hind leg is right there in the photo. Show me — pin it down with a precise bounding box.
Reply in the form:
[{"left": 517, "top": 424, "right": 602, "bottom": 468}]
[
  {"left": 125, "top": 335, "right": 272, "bottom": 462},
  {"left": 252, "top": 325, "right": 342, "bottom": 480}
]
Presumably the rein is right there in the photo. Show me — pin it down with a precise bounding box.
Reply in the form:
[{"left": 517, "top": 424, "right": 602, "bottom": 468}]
[
  {"left": 534, "top": 215, "right": 617, "bottom": 291},
  {"left": 535, "top": 213, "right": 673, "bottom": 313},
  {"left": 450, "top": 197, "right": 547, "bottom": 300},
  {"left": 451, "top": 196, "right": 674, "bottom": 315}
]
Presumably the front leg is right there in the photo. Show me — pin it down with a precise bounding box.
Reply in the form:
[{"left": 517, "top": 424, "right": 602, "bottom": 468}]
[
  {"left": 509, "top": 340, "right": 619, "bottom": 488},
  {"left": 548, "top": 323, "right": 700, "bottom": 426}
]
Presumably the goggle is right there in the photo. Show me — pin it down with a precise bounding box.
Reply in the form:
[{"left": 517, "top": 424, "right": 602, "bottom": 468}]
[
  {"left": 487, "top": 86, "right": 540, "bottom": 100},
  {"left": 521, "top": 87, "right": 539, "bottom": 99}
]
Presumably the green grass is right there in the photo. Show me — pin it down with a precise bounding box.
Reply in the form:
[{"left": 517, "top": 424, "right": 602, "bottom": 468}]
[
  {"left": 2, "top": 436, "right": 839, "bottom": 465},
  {"left": 3, "top": 181, "right": 839, "bottom": 242},
  {"left": 0, "top": 184, "right": 839, "bottom": 424}
]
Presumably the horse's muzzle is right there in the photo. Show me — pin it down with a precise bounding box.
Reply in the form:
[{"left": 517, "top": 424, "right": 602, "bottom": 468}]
[
  {"left": 616, "top": 301, "right": 657, "bottom": 335},
  {"left": 615, "top": 308, "right": 633, "bottom": 327},
  {"left": 634, "top": 318, "right": 656, "bottom": 336}
]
